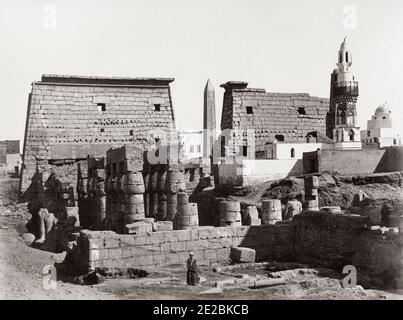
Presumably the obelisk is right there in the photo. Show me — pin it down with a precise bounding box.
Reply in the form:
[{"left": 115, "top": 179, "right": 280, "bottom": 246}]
[{"left": 203, "top": 79, "right": 216, "bottom": 160}]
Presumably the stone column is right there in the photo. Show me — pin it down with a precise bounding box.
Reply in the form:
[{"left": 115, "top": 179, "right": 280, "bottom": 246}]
[
  {"left": 219, "top": 201, "right": 241, "bottom": 227},
  {"left": 174, "top": 192, "right": 199, "bottom": 230},
  {"left": 303, "top": 175, "right": 319, "bottom": 211},
  {"left": 142, "top": 163, "right": 151, "bottom": 217},
  {"left": 95, "top": 168, "right": 106, "bottom": 229},
  {"left": 165, "top": 164, "right": 186, "bottom": 221},
  {"left": 156, "top": 164, "right": 167, "bottom": 221},
  {"left": 262, "top": 199, "right": 282, "bottom": 225},
  {"left": 123, "top": 170, "right": 145, "bottom": 225},
  {"left": 148, "top": 164, "right": 159, "bottom": 218},
  {"left": 109, "top": 164, "right": 119, "bottom": 232},
  {"left": 77, "top": 163, "right": 90, "bottom": 229}
]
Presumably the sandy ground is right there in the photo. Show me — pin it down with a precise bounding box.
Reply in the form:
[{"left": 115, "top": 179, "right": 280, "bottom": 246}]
[
  {"left": 1, "top": 216, "right": 403, "bottom": 300},
  {"left": 0, "top": 217, "right": 118, "bottom": 300}
]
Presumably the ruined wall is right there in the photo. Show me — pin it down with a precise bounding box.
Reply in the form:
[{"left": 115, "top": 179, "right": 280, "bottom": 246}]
[
  {"left": 219, "top": 81, "right": 329, "bottom": 154},
  {"left": 20, "top": 75, "right": 176, "bottom": 195},
  {"left": 293, "top": 212, "right": 402, "bottom": 286},
  {"left": 73, "top": 212, "right": 403, "bottom": 288},
  {"left": 74, "top": 224, "right": 294, "bottom": 271}
]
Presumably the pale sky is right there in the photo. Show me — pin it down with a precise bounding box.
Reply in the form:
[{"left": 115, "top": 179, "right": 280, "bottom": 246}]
[{"left": 1, "top": 0, "right": 403, "bottom": 146}]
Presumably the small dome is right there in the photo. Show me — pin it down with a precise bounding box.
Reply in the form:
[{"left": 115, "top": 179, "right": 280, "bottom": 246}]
[{"left": 375, "top": 103, "right": 391, "bottom": 115}]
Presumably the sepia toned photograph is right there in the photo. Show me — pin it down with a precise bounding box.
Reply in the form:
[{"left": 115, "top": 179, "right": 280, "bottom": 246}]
[{"left": 0, "top": 0, "right": 402, "bottom": 306}]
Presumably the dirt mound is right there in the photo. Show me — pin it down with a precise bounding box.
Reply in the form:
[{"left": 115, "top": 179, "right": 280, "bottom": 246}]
[
  {"left": 260, "top": 172, "right": 403, "bottom": 209},
  {"left": 189, "top": 172, "right": 403, "bottom": 225}
]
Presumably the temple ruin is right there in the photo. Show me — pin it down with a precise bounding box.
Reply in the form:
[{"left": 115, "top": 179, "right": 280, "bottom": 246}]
[{"left": 17, "top": 39, "right": 403, "bottom": 291}]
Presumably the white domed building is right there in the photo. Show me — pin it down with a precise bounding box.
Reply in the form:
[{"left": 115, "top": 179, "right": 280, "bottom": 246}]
[{"left": 360, "top": 103, "right": 402, "bottom": 147}]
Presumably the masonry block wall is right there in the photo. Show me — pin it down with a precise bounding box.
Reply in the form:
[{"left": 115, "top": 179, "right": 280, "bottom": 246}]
[
  {"left": 73, "top": 212, "right": 402, "bottom": 288},
  {"left": 293, "top": 212, "right": 400, "bottom": 273},
  {"left": 74, "top": 224, "right": 294, "bottom": 271},
  {"left": 219, "top": 81, "right": 329, "bottom": 155},
  {"left": 20, "top": 75, "right": 176, "bottom": 195}
]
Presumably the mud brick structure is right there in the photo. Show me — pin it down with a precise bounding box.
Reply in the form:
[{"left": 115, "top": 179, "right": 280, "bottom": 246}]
[
  {"left": 20, "top": 74, "right": 176, "bottom": 196},
  {"left": 219, "top": 81, "right": 329, "bottom": 157},
  {"left": 303, "top": 146, "right": 403, "bottom": 175}
]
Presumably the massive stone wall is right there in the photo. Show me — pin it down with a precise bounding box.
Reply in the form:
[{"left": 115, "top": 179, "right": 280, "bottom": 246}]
[
  {"left": 73, "top": 212, "right": 403, "bottom": 288},
  {"left": 20, "top": 75, "right": 176, "bottom": 195},
  {"left": 73, "top": 224, "right": 294, "bottom": 271},
  {"left": 219, "top": 81, "right": 329, "bottom": 155}
]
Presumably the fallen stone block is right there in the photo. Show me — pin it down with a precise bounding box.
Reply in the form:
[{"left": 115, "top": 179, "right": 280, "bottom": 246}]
[
  {"left": 320, "top": 206, "right": 342, "bottom": 214},
  {"left": 198, "top": 287, "right": 223, "bottom": 295},
  {"left": 95, "top": 267, "right": 149, "bottom": 278},
  {"left": 152, "top": 221, "right": 173, "bottom": 232},
  {"left": 133, "top": 218, "right": 155, "bottom": 224},
  {"left": 133, "top": 277, "right": 181, "bottom": 286},
  {"left": 73, "top": 271, "right": 105, "bottom": 285},
  {"left": 250, "top": 218, "right": 261, "bottom": 226},
  {"left": 230, "top": 247, "right": 256, "bottom": 263},
  {"left": 250, "top": 278, "right": 286, "bottom": 289},
  {"left": 215, "top": 278, "right": 235, "bottom": 288},
  {"left": 125, "top": 222, "right": 152, "bottom": 234},
  {"left": 22, "top": 232, "right": 35, "bottom": 245}
]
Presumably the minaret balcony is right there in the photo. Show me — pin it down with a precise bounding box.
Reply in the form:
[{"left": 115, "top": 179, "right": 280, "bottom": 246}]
[{"left": 333, "top": 81, "right": 359, "bottom": 96}]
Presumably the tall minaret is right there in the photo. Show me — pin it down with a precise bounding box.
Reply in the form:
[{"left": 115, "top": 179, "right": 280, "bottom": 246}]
[
  {"left": 326, "top": 37, "right": 361, "bottom": 148},
  {"left": 203, "top": 79, "right": 216, "bottom": 158}
]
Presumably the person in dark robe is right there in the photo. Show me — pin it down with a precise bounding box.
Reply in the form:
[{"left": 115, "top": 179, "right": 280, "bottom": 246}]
[{"left": 186, "top": 252, "right": 199, "bottom": 285}]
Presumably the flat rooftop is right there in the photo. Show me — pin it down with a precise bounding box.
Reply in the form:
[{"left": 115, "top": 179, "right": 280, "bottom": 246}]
[{"left": 38, "top": 74, "right": 175, "bottom": 87}]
